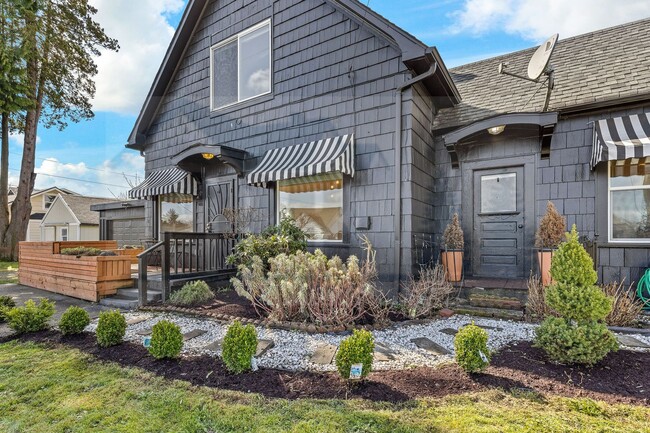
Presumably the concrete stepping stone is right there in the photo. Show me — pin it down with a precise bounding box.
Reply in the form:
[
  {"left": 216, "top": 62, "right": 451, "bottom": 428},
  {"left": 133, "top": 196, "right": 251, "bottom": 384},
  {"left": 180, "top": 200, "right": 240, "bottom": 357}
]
[
  {"left": 126, "top": 316, "right": 148, "bottom": 326},
  {"left": 440, "top": 328, "right": 458, "bottom": 336},
  {"left": 202, "top": 340, "right": 222, "bottom": 352},
  {"left": 135, "top": 327, "right": 152, "bottom": 336},
  {"left": 183, "top": 329, "right": 207, "bottom": 341},
  {"left": 256, "top": 339, "right": 275, "bottom": 357},
  {"left": 463, "top": 323, "right": 503, "bottom": 332},
  {"left": 410, "top": 337, "right": 451, "bottom": 355},
  {"left": 617, "top": 335, "right": 650, "bottom": 348},
  {"left": 0, "top": 324, "right": 15, "bottom": 339},
  {"left": 310, "top": 343, "right": 338, "bottom": 364},
  {"left": 373, "top": 342, "right": 396, "bottom": 362}
]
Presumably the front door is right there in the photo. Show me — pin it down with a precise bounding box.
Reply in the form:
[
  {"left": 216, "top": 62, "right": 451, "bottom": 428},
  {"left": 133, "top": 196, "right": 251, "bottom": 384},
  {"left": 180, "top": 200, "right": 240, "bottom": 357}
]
[
  {"left": 205, "top": 176, "right": 236, "bottom": 233},
  {"left": 472, "top": 166, "right": 525, "bottom": 278}
]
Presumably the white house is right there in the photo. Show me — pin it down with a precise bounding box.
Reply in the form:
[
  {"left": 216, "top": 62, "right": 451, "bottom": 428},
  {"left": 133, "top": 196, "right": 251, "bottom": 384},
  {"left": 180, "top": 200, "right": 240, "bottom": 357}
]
[{"left": 40, "top": 194, "right": 120, "bottom": 241}]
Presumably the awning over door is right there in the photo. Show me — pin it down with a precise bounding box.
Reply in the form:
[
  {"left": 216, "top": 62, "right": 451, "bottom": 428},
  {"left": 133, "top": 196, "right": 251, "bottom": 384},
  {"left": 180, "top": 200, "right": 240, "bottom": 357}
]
[
  {"left": 128, "top": 167, "right": 199, "bottom": 199},
  {"left": 246, "top": 134, "right": 354, "bottom": 186},
  {"left": 591, "top": 113, "right": 650, "bottom": 169}
]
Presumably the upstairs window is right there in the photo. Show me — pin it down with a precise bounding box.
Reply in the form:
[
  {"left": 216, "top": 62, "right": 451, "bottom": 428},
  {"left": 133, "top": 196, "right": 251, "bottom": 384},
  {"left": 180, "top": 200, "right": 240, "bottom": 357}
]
[
  {"left": 44, "top": 194, "right": 56, "bottom": 209},
  {"left": 211, "top": 20, "right": 271, "bottom": 110}
]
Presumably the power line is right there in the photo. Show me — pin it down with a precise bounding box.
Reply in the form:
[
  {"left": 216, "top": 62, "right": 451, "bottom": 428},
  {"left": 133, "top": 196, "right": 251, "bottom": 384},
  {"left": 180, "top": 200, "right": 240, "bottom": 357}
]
[
  {"left": 8, "top": 167, "right": 132, "bottom": 189},
  {"left": 9, "top": 151, "right": 143, "bottom": 179}
]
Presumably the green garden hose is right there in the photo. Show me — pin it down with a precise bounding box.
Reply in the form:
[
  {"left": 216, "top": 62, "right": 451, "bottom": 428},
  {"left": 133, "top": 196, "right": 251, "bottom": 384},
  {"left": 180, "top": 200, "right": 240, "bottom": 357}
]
[{"left": 637, "top": 269, "right": 650, "bottom": 310}]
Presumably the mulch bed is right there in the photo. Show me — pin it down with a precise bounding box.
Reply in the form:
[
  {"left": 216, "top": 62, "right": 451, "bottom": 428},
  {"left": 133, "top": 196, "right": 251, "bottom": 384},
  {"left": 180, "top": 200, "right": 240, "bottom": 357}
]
[
  {"left": 3, "top": 331, "right": 648, "bottom": 405},
  {"left": 191, "top": 290, "right": 260, "bottom": 319}
]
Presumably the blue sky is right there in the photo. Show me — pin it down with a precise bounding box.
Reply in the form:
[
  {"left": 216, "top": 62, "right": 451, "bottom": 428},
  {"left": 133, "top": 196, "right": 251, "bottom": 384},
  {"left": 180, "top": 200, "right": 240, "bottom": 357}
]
[{"left": 9, "top": 0, "right": 650, "bottom": 198}]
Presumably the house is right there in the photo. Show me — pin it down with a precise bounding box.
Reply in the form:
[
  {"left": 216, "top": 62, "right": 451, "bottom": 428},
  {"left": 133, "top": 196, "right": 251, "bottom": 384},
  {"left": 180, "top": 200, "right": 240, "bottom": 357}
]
[
  {"left": 40, "top": 194, "right": 120, "bottom": 241},
  {"left": 126, "top": 0, "right": 650, "bottom": 286},
  {"left": 7, "top": 186, "right": 79, "bottom": 241},
  {"left": 90, "top": 200, "right": 147, "bottom": 247},
  {"left": 431, "top": 19, "right": 650, "bottom": 284}
]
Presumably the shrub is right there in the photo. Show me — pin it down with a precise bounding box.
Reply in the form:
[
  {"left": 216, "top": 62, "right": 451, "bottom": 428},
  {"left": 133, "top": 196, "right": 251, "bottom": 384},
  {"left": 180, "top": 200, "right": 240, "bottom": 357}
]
[
  {"left": 400, "top": 264, "right": 455, "bottom": 319},
  {"left": 0, "top": 295, "right": 16, "bottom": 323},
  {"left": 226, "top": 216, "right": 308, "bottom": 271},
  {"left": 454, "top": 323, "right": 490, "bottom": 373},
  {"left": 96, "top": 310, "right": 127, "bottom": 347},
  {"left": 60, "top": 247, "right": 102, "bottom": 256},
  {"left": 442, "top": 213, "right": 464, "bottom": 250},
  {"left": 58, "top": 306, "right": 90, "bottom": 335},
  {"left": 222, "top": 321, "right": 257, "bottom": 374},
  {"left": 6, "top": 299, "right": 55, "bottom": 333},
  {"left": 335, "top": 329, "right": 374, "bottom": 380},
  {"left": 169, "top": 280, "right": 214, "bottom": 306},
  {"left": 534, "top": 226, "right": 618, "bottom": 365},
  {"left": 602, "top": 280, "right": 644, "bottom": 327},
  {"left": 525, "top": 272, "right": 558, "bottom": 321},
  {"left": 149, "top": 320, "right": 183, "bottom": 359},
  {"left": 535, "top": 201, "right": 566, "bottom": 249}
]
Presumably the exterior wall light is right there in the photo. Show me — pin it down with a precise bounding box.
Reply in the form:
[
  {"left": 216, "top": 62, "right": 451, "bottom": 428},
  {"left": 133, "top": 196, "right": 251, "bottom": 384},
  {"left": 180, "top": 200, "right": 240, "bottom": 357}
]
[
  {"left": 201, "top": 153, "right": 215, "bottom": 160},
  {"left": 487, "top": 125, "right": 506, "bottom": 135}
]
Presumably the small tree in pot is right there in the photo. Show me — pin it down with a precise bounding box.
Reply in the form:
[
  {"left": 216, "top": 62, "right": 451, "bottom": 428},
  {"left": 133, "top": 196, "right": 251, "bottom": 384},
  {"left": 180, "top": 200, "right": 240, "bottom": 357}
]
[
  {"left": 535, "top": 202, "right": 566, "bottom": 286},
  {"left": 442, "top": 213, "right": 464, "bottom": 282}
]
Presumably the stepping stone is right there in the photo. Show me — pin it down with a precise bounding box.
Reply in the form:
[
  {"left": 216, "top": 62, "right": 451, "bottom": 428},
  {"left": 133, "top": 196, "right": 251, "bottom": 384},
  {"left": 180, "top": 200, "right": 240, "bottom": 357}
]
[
  {"left": 410, "top": 337, "right": 451, "bottom": 355},
  {"left": 256, "top": 339, "right": 275, "bottom": 357},
  {"left": 373, "top": 342, "right": 396, "bottom": 362},
  {"left": 183, "top": 329, "right": 207, "bottom": 341},
  {"left": 135, "top": 327, "right": 152, "bottom": 336},
  {"left": 202, "top": 340, "right": 222, "bottom": 352},
  {"left": 0, "top": 324, "right": 15, "bottom": 339},
  {"left": 617, "top": 335, "right": 650, "bottom": 348},
  {"left": 126, "top": 316, "right": 148, "bottom": 326},
  {"left": 440, "top": 328, "right": 458, "bottom": 336},
  {"left": 310, "top": 343, "right": 338, "bottom": 364},
  {"left": 463, "top": 323, "right": 503, "bottom": 332}
]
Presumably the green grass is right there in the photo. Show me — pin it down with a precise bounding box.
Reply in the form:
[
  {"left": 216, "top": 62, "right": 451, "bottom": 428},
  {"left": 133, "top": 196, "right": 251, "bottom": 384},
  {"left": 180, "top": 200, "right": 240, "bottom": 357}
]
[
  {"left": 0, "top": 261, "right": 18, "bottom": 284},
  {"left": 0, "top": 261, "right": 18, "bottom": 272},
  {"left": 0, "top": 341, "right": 649, "bottom": 433}
]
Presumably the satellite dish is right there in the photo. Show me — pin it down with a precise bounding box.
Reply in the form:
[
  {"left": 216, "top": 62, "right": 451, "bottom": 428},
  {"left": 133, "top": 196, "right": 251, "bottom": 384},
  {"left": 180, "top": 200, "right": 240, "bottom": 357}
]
[{"left": 527, "top": 33, "right": 558, "bottom": 80}]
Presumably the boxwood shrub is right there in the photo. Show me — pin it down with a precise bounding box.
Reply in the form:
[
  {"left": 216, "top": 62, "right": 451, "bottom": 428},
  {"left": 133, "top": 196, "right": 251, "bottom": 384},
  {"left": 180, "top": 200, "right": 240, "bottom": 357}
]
[
  {"left": 0, "top": 295, "right": 16, "bottom": 323},
  {"left": 335, "top": 329, "right": 374, "bottom": 380},
  {"left": 454, "top": 323, "right": 490, "bottom": 373},
  {"left": 59, "top": 306, "right": 90, "bottom": 335},
  {"left": 222, "top": 320, "right": 257, "bottom": 374},
  {"left": 149, "top": 320, "right": 183, "bottom": 359},
  {"left": 96, "top": 310, "right": 127, "bottom": 347},
  {"left": 6, "top": 299, "right": 55, "bottom": 333}
]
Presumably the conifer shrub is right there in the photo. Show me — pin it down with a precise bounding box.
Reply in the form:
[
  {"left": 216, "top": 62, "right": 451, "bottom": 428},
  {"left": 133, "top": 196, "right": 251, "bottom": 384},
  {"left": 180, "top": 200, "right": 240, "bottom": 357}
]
[
  {"left": 535, "top": 225, "right": 618, "bottom": 365},
  {"left": 169, "top": 280, "right": 214, "bottom": 306},
  {"left": 442, "top": 213, "right": 464, "bottom": 250},
  {"left": 6, "top": 299, "right": 55, "bottom": 333},
  {"left": 59, "top": 306, "right": 90, "bottom": 335},
  {"left": 222, "top": 321, "right": 258, "bottom": 374},
  {"left": 335, "top": 329, "right": 374, "bottom": 380},
  {"left": 148, "top": 320, "right": 183, "bottom": 359},
  {"left": 535, "top": 201, "right": 566, "bottom": 249},
  {"left": 96, "top": 310, "right": 127, "bottom": 347},
  {"left": 454, "top": 323, "right": 490, "bottom": 373},
  {"left": 0, "top": 296, "right": 16, "bottom": 323}
]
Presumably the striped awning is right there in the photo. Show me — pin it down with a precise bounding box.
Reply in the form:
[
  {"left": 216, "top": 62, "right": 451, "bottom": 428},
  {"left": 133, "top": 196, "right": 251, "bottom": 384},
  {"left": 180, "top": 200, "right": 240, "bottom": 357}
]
[
  {"left": 247, "top": 134, "right": 354, "bottom": 186},
  {"left": 128, "top": 167, "right": 199, "bottom": 199},
  {"left": 591, "top": 113, "right": 650, "bottom": 169}
]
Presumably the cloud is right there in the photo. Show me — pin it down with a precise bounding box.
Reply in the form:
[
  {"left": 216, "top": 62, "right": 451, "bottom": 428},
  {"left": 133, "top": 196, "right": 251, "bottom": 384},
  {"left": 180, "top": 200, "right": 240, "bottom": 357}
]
[
  {"left": 9, "top": 132, "right": 41, "bottom": 148},
  {"left": 449, "top": 0, "right": 650, "bottom": 41},
  {"left": 89, "top": 0, "right": 186, "bottom": 115}
]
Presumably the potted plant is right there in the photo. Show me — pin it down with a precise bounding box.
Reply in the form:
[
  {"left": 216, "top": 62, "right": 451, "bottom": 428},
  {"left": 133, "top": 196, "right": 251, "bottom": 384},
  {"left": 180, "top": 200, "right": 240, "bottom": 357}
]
[
  {"left": 534, "top": 201, "right": 566, "bottom": 286},
  {"left": 441, "top": 213, "right": 464, "bottom": 282}
]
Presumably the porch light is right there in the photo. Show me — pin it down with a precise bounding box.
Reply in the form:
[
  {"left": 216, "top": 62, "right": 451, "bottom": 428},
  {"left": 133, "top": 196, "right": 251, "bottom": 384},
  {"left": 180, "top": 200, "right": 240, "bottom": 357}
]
[
  {"left": 201, "top": 153, "right": 215, "bottom": 160},
  {"left": 487, "top": 125, "right": 506, "bottom": 135}
]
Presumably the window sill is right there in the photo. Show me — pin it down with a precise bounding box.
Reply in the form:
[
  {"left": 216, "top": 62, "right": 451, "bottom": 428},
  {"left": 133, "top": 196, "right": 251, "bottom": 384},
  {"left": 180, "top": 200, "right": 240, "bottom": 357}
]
[
  {"left": 596, "top": 242, "right": 650, "bottom": 249},
  {"left": 210, "top": 93, "right": 274, "bottom": 118}
]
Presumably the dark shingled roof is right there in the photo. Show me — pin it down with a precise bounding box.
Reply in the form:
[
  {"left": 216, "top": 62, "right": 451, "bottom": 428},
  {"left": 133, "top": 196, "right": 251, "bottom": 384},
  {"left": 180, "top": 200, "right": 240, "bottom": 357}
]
[{"left": 434, "top": 18, "right": 650, "bottom": 130}]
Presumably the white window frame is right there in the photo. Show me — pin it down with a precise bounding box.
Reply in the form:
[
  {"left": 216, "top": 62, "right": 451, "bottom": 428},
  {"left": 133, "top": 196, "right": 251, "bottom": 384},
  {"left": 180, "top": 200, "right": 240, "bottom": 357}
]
[
  {"left": 60, "top": 227, "right": 68, "bottom": 242},
  {"left": 210, "top": 19, "right": 272, "bottom": 111},
  {"left": 607, "top": 160, "right": 650, "bottom": 244},
  {"left": 276, "top": 174, "right": 344, "bottom": 244}
]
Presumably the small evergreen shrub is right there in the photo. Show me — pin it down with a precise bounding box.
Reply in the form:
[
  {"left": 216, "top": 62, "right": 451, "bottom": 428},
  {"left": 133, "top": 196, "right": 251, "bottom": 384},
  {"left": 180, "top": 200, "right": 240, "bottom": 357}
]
[
  {"left": 442, "top": 213, "right": 464, "bottom": 250},
  {"left": 169, "top": 280, "right": 214, "bottom": 306},
  {"left": 148, "top": 320, "right": 183, "bottom": 359},
  {"left": 335, "top": 329, "right": 374, "bottom": 380},
  {"left": 96, "top": 310, "right": 127, "bottom": 347},
  {"left": 454, "top": 323, "right": 490, "bottom": 373},
  {"left": 58, "top": 306, "right": 90, "bottom": 335},
  {"left": 0, "top": 296, "right": 16, "bottom": 323},
  {"left": 222, "top": 321, "right": 258, "bottom": 374},
  {"left": 535, "top": 201, "right": 566, "bottom": 249},
  {"left": 60, "top": 247, "right": 102, "bottom": 256},
  {"left": 6, "top": 299, "right": 55, "bottom": 333},
  {"left": 535, "top": 226, "right": 618, "bottom": 365}
]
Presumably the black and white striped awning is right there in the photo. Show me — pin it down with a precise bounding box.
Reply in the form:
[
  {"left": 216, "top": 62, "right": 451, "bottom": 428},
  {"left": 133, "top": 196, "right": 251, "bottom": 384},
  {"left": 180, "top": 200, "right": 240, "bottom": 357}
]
[
  {"left": 247, "top": 134, "right": 354, "bottom": 186},
  {"left": 591, "top": 113, "right": 650, "bottom": 169},
  {"left": 128, "top": 167, "right": 199, "bottom": 199}
]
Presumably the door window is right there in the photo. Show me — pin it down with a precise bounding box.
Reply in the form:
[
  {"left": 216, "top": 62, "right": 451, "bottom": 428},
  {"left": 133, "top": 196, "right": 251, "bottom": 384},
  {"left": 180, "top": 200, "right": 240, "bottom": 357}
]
[{"left": 480, "top": 172, "right": 517, "bottom": 213}]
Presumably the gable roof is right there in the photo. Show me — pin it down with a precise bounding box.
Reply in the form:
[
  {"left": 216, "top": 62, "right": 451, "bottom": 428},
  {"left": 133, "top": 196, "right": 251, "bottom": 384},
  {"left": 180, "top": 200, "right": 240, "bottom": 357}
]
[
  {"left": 45, "top": 195, "right": 120, "bottom": 225},
  {"left": 434, "top": 18, "right": 650, "bottom": 130},
  {"left": 126, "top": 0, "right": 459, "bottom": 150},
  {"left": 32, "top": 186, "right": 79, "bottom": 197}
]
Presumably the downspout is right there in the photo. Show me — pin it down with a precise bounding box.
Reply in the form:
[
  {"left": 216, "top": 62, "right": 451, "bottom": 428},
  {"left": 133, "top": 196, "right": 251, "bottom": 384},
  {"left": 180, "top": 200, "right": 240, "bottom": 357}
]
[{"left": 394, "top": 50, "right": 438, "bottom": 291}]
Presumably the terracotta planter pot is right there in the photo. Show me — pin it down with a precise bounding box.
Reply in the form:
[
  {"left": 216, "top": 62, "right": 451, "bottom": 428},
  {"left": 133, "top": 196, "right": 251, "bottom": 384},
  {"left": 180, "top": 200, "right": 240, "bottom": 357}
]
[
  {"left": 537, "top": 249, "right": 554, "bottom": 286},
  {"left": 441, "top": 250, "right": 463, "bottom": 282}
]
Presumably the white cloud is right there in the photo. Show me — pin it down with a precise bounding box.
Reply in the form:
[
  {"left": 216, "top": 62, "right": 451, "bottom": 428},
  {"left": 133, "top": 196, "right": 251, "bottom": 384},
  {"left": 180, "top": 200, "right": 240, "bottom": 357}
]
[
  {"left": 450, "top": 0, "right": 650, "bottom": 41},
  {"left": 89, "top": 0, "right": 186, "bottom": 115},
  {"left": 9, "top": 132, "right": 41, "bottom": 148}
]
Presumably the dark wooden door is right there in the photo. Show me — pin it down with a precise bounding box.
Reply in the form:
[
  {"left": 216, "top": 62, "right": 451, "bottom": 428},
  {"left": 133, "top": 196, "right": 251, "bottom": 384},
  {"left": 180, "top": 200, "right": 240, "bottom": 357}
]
[
  {"left": 472, "top": 166, "right": 525, "bottom": 278},
  {"left": 205, "top": 177, "right": 235, "bottom": 233}
]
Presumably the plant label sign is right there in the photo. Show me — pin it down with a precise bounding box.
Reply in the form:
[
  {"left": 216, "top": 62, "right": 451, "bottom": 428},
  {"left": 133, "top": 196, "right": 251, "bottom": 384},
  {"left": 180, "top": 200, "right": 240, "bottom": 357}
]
[
  {"left": 349, "top": 363, "right": 363, "bottom": 380},
  {"left": 143, "top": 337, "right": 151, "bottom": 348},
  {"left": 479, "top": 350, "right": 488, "bottom": 363}
]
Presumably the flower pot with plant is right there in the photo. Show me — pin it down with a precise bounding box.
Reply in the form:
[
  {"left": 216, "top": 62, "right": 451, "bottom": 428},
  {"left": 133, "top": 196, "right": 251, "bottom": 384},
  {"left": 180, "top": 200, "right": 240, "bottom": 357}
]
[
  {"left": 441, "top": 213, "right": 464, "bottom": 282},
  {"left": 535, "top": 201, "right": 566, "bottom": 286}
]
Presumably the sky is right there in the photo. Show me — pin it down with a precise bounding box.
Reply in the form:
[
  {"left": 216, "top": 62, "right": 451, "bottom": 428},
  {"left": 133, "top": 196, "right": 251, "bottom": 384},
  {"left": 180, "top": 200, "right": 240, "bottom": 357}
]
[{"left": 8, "top": 0, "right": 650, "bottom": 198}]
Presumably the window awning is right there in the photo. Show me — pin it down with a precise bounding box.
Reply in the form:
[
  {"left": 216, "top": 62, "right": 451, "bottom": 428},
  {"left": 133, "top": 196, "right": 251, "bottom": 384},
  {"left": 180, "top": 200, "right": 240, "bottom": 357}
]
[
  {"left": 591, "top": 113, "right": 650, "bottom": 169},
  {"left": 247, "top": 134, "right": 354, "bottom": 186},
  {"left": 128, "top": 167, "right": 199, "bottom": 199}
]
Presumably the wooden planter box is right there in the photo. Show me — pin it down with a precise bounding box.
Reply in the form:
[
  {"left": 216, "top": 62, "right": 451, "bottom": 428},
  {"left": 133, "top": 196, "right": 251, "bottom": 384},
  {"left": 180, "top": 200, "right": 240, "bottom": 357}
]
[
  {"left": 109, "top": 247, "right": 145, "bottom": 265},
  {"left": 18, "top": 241, "right": 134, "bottom": 302}
]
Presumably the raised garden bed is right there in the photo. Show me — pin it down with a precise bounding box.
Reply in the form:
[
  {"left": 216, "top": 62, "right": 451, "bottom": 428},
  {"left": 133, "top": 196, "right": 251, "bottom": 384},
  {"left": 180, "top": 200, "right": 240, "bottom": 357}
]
[{"left": 18, "top": 241, "right": 134, "bottom": 302}]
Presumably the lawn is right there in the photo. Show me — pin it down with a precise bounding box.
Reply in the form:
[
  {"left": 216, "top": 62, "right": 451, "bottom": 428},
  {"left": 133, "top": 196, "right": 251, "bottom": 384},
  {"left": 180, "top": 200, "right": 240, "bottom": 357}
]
[
  {"left": 0, "top": 261, "right": 18, "bottom": 284},
  {"left": 0, "top": 341, "right": 648, "bottom": 433}
]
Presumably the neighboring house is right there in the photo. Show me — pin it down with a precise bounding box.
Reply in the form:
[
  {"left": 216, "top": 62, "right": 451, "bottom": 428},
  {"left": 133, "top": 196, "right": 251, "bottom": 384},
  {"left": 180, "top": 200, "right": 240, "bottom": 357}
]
[
  {"left": 90, "top": 200, "right": 147, "bottom": 247},
  {"left": 40, "top": 195, "right": 120, "bottom": 242},
  {"left": 7, "top": 186, "right": 79, "bottom": 241},
  {"left": 431, "top": 19, "right": 650, "bottom": 284}
]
